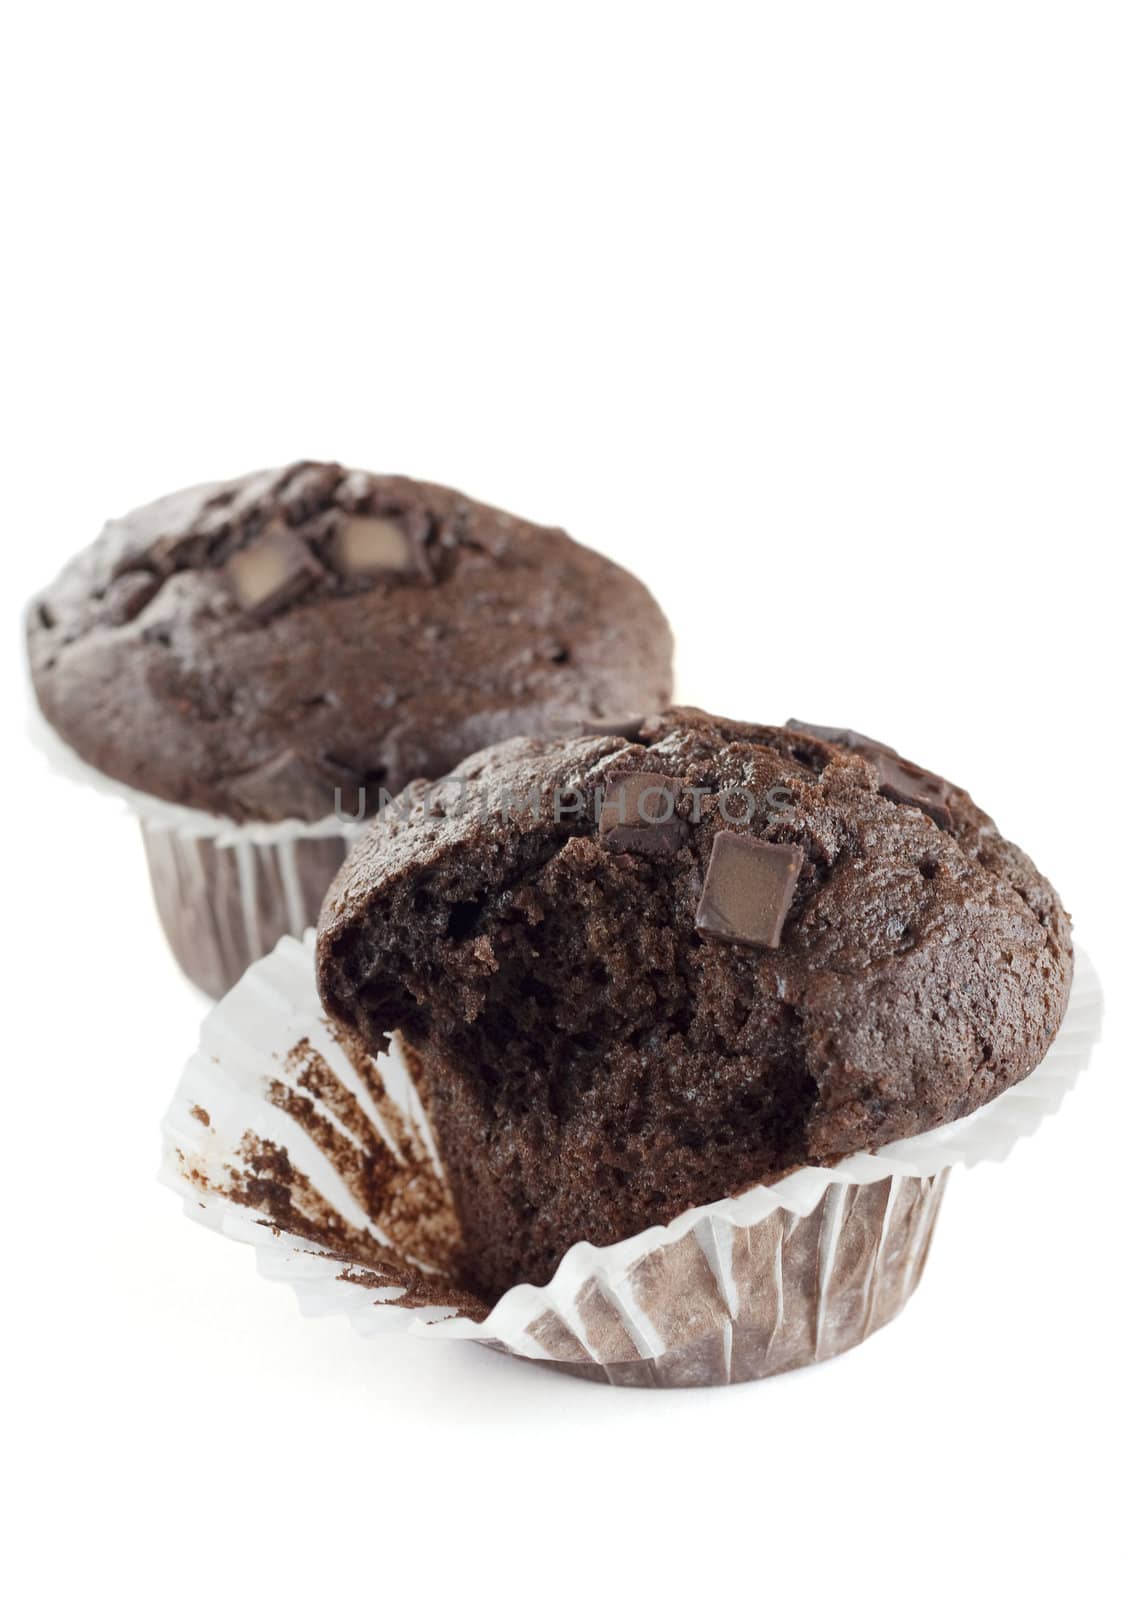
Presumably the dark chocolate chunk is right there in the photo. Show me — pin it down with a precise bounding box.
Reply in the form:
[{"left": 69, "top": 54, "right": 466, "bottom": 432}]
[
  {"left": 695, "top": 832, "right": 804, "bottom": 949},
  {"left": 599, "top": 771, "right": 687, "bottom": 855},
  {"left": 869, "top": 752, "right": 953, "bottom": 831},
  {"left": 785, "top": 719, "right": 894, "bottom": 756},
  {"left": 786, "top": 719, "right": 953, "bottom": 830},
  {"left": 226, "top": 526, "right": 322, "bottom": 620},
  {"left": 328, "top": 515, "right": 413, "bottom": 578},
  {"left": 548, "top": 713, "right": 646, "bottom": 742},
  {"left": 225, "top": 749, "right": 336, "bottom": 819},
  {"left": 599, "top": 772, "right": 681, "bottom": 830},
  {"left": 277, "top": 462, "right": 346, "bottom": 520},
  {"left": 577, "top": 715, "right": 646, "bottom": 741},
  {"left": 317, "top": 750, "right": 381, "bottom": 819},
  {"left": 602, "top": 820, "right": 687, "bottom": 856},
  {"left": 105, "top": 570, "right": 159, "bottom": 625}
]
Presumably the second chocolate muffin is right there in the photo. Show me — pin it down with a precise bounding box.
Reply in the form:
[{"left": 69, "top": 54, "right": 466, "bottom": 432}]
[
  {"left": 28, "top": 462, "right": 673, "bottom": 819},
  {"left": 28, "top": 462, "right": 673, "bottom": 993},
  {"left": 317, "top": 709, "right": 1072, "bottom": 1298}
]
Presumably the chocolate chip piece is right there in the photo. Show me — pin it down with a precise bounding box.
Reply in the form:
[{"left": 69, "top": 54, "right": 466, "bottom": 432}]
[
  {"left": 225, "top": 749, "right": 337, "bottom": 820},
  {"left": 328, "top": 515, "right": 413, "bottom": 578},
  {"left": 785, "top": 719, "right": 894, "bottom": 756},
  {"left": 602, "top": 821, "right": 686, "bottom": 856},
  {"left": 547, "top": 713, "right": 645, "bottom": 741},
  {"left": 869, "top": 752, "right": 953, "bottom": 831},
  {"left": 599, "top": 772, "right": 687, "bottom": 855},
  {"left": 105, "top": 570, "right": 159, "bottom": 625},
  {"left": 599, "top": 772, "right": 681, "bottom": 829},
  {"left": 695, "top": 833, "right": 804, "bottom": 949},
  {"left": 226, "top": 527, "right": 322, "bottom": 620},
  {"left": 577, "top": 715, "right": 646, "bottom": 740},
  {"left": 318, "top": 751, "right": 381, "bottom": 818},
  {"left": 276, "top": 462, "right": 345, "bottom": 521},
  {"left": 785, "top": 719, "right": 953, "bottom": 830}
]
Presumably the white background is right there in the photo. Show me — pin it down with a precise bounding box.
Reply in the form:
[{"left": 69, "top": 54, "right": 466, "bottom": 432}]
[{"left": 3, "top": 4, "right": 1118, "bottom": 1597}]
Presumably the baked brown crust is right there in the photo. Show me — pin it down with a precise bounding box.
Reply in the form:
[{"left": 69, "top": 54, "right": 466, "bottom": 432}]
[{"left": 27, "top": 462, "right": 674, "bottom": 820}]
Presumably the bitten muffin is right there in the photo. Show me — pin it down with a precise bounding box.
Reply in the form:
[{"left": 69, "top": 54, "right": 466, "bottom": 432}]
[
  {"left": 27, "top": 462, "right": 673, "bottom": 994},
  {"left": 316, "top": 708, "right": 1073, "bottom": 1299}
]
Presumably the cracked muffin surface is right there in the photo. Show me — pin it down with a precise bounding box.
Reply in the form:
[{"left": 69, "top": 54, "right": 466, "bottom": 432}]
[
  {"left": 27, "top": 461, "right": 674, "bottom": 821},
  {"left": 316, "top": 708, "right": 1073, "bottom": 1297}
]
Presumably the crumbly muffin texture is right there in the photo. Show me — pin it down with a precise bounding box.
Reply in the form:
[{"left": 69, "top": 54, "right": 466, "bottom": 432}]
[
  {"left": 318, "top": 708, "right": 1072, "bottom": 1300},
  {"left": 27, "top": 462, "right": 673, "bottom": 820}
]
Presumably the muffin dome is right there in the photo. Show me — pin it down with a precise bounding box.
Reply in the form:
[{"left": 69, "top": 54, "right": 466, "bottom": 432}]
[
  {"left": 316, "top": 708, "right": 1073, "bottom": 1297},
  {"left": 27, "top": 462, "right": 674, "bottom": 821}
]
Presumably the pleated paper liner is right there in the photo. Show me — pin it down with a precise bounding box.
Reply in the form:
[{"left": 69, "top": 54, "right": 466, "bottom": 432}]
[
  {"left": 29, "top": 707, "right": 364, "bottom": 996},
  {"left": 161, "top": 934, "right": 1101, "bottom": 1387}
]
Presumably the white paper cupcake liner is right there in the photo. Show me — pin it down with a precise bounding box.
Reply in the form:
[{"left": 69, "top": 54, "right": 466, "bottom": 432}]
[
  {"left": 29, "top": 706, "right": 364, "bottom": 995},
  {"left": 160, "top": 933, "right": 1102, "bottom": 1387}
]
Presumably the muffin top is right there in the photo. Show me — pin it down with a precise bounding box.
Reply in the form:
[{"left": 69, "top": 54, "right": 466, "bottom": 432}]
[
  {"left": 317, "top": 707, "right": 1073, "bottom": 1294},
  {"left": 27, "top": 462, "right": 673, "bottom": 821}
]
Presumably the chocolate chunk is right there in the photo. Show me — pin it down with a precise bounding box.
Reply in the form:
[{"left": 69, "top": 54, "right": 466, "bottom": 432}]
[
  {"left": 225, "top": 750, "right": 336, "bottom": 819},
  {"left": 547, "top": 713, "right": 646, "bottom": 742},
  {"left": 328, "top": 515, "right": 413, "bottom": 578},
  {"left": 786, "top": 719, "right": 953, "bottom": 830},
  {"left": 105, "top": 570, "right": 159, "bottom": 625},
  {"left": 785, "top": 719, "right": 894, "bottom": 756},
  {"left": 602, "top": 820, "right": 687, "bottom": 856},
  {"left": 869, "top": 752, "right": 953, "bottom": 831},
  {"left": 276, "top": 462, "right": 345, "bottom": 520},
  {"left": 695, "top": 833, "right": 804, "bottom": 949},
  {"left": 226, "top": 527, "right": 322, "bottom": 620},
  {"left": 599, "top": 772, "right": 681, "bottom": 830},
  {"left": 577, "top": 715, "right": 646, "bottom": 741},
  {"left": 317, "top": 751, "right": 380, "bottom": 819},
  {"left": 599, "top": 771, "right": 687, "bottom": 855}
]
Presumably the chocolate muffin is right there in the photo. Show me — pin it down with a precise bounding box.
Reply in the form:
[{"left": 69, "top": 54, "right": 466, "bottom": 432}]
[
  {"left": 28, "top": 461, "right": 673, "bottom": 819},
  {"left": 28, "top": 462, "right": 673, "bottom": 994},
  {"left": 316, "top": 708, "right": 1072, "bottom": 1299}
]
